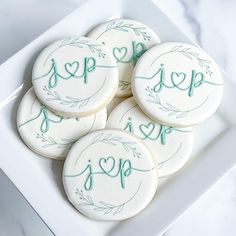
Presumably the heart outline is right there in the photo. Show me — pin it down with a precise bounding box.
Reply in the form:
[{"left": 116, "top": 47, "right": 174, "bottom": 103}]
[
  {"left": 64, "top": 61, "right": 79, "bottom": 76},
  {"left": 139, "top": 122, "right": 155, "bottom": 140},
  {"left": 99, "top": 156, "right": 116, "bottom": 175},
  {"left": 113, "top": 47, "right": 128, "bottom": 62},
  {"left": 170, "top": 72, "right": 186, "bottom": 88}
]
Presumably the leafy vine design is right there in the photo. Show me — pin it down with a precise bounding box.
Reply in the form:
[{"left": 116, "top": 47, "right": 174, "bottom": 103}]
[
  {"left": 36, "top": 133, "right": 76, "bottom": 149},
  {"left": 96, "top": 21, "right": 151, "bottom": 41},
  {"left": 75, "top": 182, "right": 141, "bottom": 215},
  {"left": 171, "top": 45, "right": 212, "bottom": 75},
  {"left": 59, "top": 38, "right": 106, "bottom": 58},
  {"left": 43, "top": 86, "right": 89, "bottom": 108},
  {"left": 146, "top": 86, "right": 209, "bottom": 119},
  {"left": 44, "top": 37, "right": 106, "bottom": 65},
  {"left": 92, "top": 133, "right": 141, "bottom": 158},
  {"left": 75, "top": 132, "right": 141, "bottom": 166},
  {"left": 43, "top": 77, "right": 106, "bottom": 108},
  {"left": 119, "top": 80, "right": 131, "bottom": 91},
  {"left": 151, "top": 45, "right": 213, "bottom": 75}
]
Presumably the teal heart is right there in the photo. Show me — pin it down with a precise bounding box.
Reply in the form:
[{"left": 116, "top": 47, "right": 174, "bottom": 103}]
[
  {"left": 171, "top": 72, "right": 186, "bottom": 87},
  {"left": 113, "top": 47, "right": 128, "bottom": 62},
  {"left": 99, "top": 156, "right": 116, "bottom": 175},
  {"left": 65, "top": 61, "right": 79, "bottom": 76},
  {"left": 139, "top": 122, "right": 155, "bottom": 140}
]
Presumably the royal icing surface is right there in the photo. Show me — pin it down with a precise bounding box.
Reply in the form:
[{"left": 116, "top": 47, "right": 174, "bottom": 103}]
[
  {"left": 88, "top": 19, "right": 160, "bottom": 97},
  {"left": 63, "top": 129, "right": 158, "bottom": 220},
  {"left": 132, "top": 42, "right": 224, "bottom": 127},
  {"left": 106, "top": 97, "right": 193, "bottom": 177},
  {"left": 17, "top": 88, "right": 107, "bottom": 160},
  {"left": 32, "top": 37, "right": 118, "bottom": 116}
]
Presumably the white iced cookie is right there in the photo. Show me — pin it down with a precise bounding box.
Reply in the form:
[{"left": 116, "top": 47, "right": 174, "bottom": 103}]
[
  {"left": 88, "top": 19, "right": 160, "bottom": 97},
  {"left": 107, "top": 97, "right": 193, "bottom": 177},
  {"left": 32, "top": 37, "right": 118, "bottom": 117},
  {"left": 132, "top": 42, "right": 224, "bottom": 127},
  {"left": 17, "top": 88, "right": 107, "bottom": 160},
  {"left": 63, "top": 129, "right": 158, "bottom": 220}
]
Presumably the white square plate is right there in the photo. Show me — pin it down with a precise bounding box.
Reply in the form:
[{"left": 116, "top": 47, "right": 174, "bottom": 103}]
[{"left": 0, "top": 0, "right": 236, "bottom": 235}]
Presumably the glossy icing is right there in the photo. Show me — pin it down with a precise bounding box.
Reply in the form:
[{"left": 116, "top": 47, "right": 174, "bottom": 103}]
[
  {"left": 17, "top": 88, "right": 107, "bottom": 159},
  {"left": 63, "top": 129, "right": 158, "bottom": 220},
  {"left": 88, "top": 19, "right": 160, "bottom": 97},
  {"left": 107, "top": 97, "right": 194, "bottom": 176},
  {"left": 132, "top": 42, "right": 223, "bottom": 127},
  {"left": 32, "top": 37, "right": 118, "bottom": 116}
]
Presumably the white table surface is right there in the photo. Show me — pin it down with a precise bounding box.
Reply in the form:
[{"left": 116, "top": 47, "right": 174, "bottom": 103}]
[{"left": 0, "top": 0, "right": 236, "bottom": 235}]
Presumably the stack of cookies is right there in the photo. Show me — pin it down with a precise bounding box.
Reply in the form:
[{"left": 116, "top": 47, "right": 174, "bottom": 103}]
[{"left": 17, "top": 19, "right": 223, "bottom": 221}]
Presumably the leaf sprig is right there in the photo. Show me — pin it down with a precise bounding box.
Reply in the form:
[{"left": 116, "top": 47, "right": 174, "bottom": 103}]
[
  {"left": 170, "top": 45, "right": 213, "bottom": 75},
  {"left": 43, "top": 86, "right": 89, "bottom": 108},
  {"left": 75, "top": 182, "right": 141, "bottom": 215},
  {"left": 119, "top": 80, "right": 131, "bottom": 91},
  {"left": 92, "top": 133, "right": 141, "bottom": 158},
  {"left": 76, "top": 189, "right": 124, "bottom": 215},
  {"left": 96, "top": 21, "right": 151, "bottom": 41},
  {"left": 146, "top": 86, "right": 189, "bottom": 118},
  {"left": 60, "top": 38, "right": 106, "bottom": 58},
  {"left": 36, "top": 133, "right": 76, "bottom": 149}
]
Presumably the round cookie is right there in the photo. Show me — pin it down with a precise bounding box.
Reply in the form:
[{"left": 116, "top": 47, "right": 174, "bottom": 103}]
[
  {"left": 106, "top": 97, "right": 193, "bottom": 177},
  {"left": 17, "top": 88, "right": 107, "bottom": 160},
  {"left": 32, "top": 37, "right": 118, "bottom": 117},
  {"left": 88, "top": 19, "right": 160, "bottom": 97},
  {"left": 63, "top": 129, "right": 158, "bottom": 221},
  {"left": 132, "top": 42, "right": 224, "bottom": 127}
]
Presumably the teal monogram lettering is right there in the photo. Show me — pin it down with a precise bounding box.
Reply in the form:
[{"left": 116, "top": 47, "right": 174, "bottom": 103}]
[
  {"left": 136, "top": 64, "right": 222, "bottom": 97},
  {"left": 66, "top": 156, "right": 152, "bottom": 191},
  {"left": 18, "top": 105, "right": 63, "bottom": 133},
  {"left": 124, "top": 117, "right": 188, "bottom": 145},
  {"left": 124, "top": 117, "right": 134, "bottom": 133},
  {"left": 113, "top": 41, "right": 147, "bottom": 65},
  {"left": 41, "top": 57, "right": 96, "bottom": 88}
]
